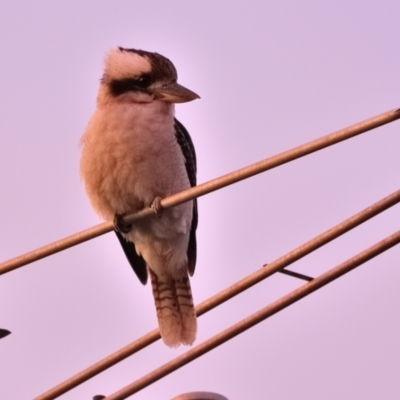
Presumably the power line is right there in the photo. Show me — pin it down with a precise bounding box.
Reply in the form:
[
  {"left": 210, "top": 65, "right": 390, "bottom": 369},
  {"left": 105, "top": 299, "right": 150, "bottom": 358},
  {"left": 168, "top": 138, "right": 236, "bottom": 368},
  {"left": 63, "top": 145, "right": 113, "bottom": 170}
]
[
  {"left": 102, "top": 230, "right": 400, "bottom": 400},
  {"left": 35, "top": 188, "right": 400, "bottom": 400},
  {"left": 1, "top": 107, "right": 399, "bottom": 276}
]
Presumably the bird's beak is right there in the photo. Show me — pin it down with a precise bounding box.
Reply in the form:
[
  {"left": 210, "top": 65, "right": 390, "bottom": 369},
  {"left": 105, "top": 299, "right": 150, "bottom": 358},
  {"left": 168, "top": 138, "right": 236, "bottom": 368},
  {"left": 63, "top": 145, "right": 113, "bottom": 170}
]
[{"left": 153, "top": 82, "right": 200, "bottom": 103}]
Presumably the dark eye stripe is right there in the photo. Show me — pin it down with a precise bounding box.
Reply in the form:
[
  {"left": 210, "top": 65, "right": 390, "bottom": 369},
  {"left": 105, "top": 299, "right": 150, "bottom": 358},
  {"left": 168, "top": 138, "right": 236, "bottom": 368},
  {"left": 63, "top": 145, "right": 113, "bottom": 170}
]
[{"left": 109, "top": 74, "right": 152, "bottom": 96}]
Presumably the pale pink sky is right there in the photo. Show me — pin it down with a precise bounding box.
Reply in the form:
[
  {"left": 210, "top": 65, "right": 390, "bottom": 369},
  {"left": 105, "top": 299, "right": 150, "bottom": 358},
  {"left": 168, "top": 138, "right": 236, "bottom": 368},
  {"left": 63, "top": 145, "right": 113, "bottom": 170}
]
[{"left": 1, "top": 2, "right": 400, "bottom": 399}]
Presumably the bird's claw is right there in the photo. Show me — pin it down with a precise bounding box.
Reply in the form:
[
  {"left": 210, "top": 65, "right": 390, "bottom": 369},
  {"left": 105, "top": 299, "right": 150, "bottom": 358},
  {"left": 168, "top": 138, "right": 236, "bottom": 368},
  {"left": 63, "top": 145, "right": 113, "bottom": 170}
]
[
  {"left": 150, "top": 196, "right": 163, "bottom": 218},
  {"left": 114, "top": 213, "right": 132, "bottom": 233}
]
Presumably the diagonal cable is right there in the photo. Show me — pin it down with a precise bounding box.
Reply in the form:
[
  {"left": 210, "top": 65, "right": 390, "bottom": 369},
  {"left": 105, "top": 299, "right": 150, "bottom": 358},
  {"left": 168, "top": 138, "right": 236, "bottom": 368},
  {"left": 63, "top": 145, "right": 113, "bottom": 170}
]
[
  {"left": 35, "top": 188, "right": 400, "bottom": 400},
  {"left": 103, "top": 230, "right": 400, "bottom": 399},
  {"left": 1, "top": 107, "right": 399, "bottom": 276}
]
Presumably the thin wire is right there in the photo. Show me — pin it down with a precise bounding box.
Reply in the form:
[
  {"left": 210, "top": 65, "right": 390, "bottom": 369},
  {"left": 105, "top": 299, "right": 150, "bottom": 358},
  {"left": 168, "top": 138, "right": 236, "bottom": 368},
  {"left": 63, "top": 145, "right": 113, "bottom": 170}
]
[
  {"left": 278, "top": 268, "right": 314, "bottom": 281},
  {"left": 103, "top": 230, "right": 400, "bottom": 399},
  {"left": 1, "top": 107, "right": 399, "bottom": 276},
  {"left": 34, "top": 188, "right": 400, "bottom": 400}
]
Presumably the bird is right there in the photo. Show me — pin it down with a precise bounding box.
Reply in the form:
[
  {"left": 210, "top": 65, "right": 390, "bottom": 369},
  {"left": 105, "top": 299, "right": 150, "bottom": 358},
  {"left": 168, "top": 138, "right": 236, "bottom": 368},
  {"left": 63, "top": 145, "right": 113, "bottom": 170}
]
[{"left": 80, "top": 47, "right": 199, "bottom": 347}]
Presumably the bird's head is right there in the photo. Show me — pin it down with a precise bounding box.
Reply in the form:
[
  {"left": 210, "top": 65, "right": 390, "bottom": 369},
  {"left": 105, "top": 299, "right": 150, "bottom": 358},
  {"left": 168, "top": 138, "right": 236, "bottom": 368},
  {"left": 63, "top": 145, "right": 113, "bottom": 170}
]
[{"left": 100, "top": 47, "right": 200, "bottom": 104}]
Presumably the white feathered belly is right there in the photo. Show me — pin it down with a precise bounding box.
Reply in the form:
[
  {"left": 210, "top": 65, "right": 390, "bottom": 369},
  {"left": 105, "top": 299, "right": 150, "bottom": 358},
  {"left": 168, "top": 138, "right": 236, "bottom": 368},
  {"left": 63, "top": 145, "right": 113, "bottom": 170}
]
[{"left": 80, "top": 103, "right": 193, "bottom": 278}]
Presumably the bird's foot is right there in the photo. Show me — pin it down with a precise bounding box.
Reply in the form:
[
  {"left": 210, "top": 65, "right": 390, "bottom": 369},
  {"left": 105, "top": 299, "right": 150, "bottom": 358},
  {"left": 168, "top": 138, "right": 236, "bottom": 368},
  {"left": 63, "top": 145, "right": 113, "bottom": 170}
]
[
  {"left": 150, "top": 196, "right": 163, "bottom": 218},
  {"left": 114, "top": 213, "right": 132, "bottom": 233}
]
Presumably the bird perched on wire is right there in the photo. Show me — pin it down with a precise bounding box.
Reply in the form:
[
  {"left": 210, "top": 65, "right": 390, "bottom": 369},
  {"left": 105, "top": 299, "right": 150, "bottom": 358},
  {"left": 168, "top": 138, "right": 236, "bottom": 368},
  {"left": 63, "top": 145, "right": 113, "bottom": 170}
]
[{"left": 80, "top": 47, "right": 199, "bottom": 347}]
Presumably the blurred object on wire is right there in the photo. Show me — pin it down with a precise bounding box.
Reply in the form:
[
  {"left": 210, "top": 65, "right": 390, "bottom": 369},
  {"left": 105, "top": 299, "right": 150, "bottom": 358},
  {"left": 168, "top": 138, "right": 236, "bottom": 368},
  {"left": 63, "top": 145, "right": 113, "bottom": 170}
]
[
  {"left": 171, "top": 392, "right": 228, "bottom": 400},
  {"left": 0, "top": 329, "right": 11, "bottom": 339}
]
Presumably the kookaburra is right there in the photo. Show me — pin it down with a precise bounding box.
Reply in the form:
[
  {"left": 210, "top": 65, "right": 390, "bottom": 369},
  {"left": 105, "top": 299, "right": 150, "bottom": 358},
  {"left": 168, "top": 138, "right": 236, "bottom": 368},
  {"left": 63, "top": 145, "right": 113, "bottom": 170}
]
[{"left": 80, "top": 47, "right": 199, "bottom": 347}]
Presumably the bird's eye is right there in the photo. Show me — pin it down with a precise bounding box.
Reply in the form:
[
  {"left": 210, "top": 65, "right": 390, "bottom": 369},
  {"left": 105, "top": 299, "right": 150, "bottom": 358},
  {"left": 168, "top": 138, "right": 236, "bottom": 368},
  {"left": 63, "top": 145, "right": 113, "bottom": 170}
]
[{"left": 136, "top": 75, "right": 151, "bottom": 89}]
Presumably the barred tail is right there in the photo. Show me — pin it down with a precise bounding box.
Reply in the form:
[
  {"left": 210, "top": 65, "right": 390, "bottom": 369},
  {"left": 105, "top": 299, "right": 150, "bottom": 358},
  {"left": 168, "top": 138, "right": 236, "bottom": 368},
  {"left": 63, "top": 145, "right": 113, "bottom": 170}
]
[{"left": 150, "top": 269, "right": 197, "bottom": 347}]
